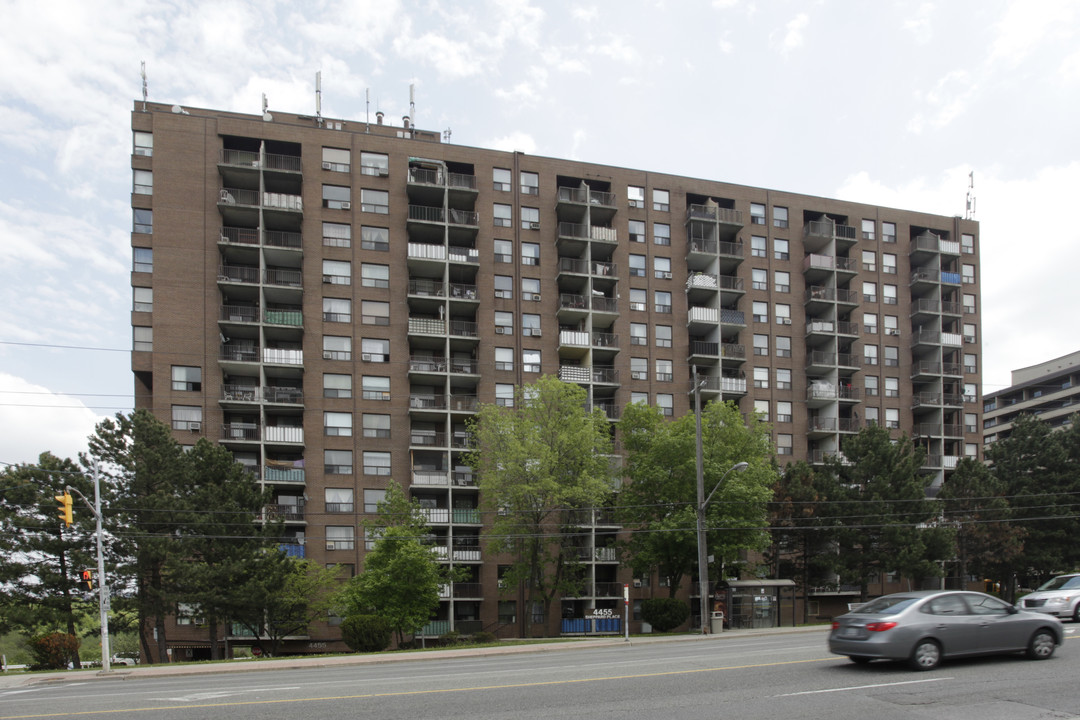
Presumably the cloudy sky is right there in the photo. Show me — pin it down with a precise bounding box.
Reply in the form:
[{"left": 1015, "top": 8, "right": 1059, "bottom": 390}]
[{"left": 1, "top": 0, "right": 1077, "bottom": 466}]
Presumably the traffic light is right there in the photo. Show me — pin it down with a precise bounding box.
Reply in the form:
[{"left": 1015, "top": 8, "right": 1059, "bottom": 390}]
[
  {"left": 81, "top": 569, "right": 93, "bottom": 590},
  {"left": 55, "top": 491, "right": 73, "bottom": 527}
]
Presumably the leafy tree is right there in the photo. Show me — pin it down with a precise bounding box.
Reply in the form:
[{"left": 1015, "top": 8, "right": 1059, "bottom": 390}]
[
  {"left": 466, "top": 376, "right": 614, "bottom": 636},
  {"left": 617, "top": 400, "right": 773, "bottom": 597},
  {"left": 28, "top": 631, "right": 80, "bottom": 670},
  {"left": 339, "top": 614, "right": 391, "bottom": 653},
  {"left": 640, "top": 598, "right": 689, "bottom": 632}
]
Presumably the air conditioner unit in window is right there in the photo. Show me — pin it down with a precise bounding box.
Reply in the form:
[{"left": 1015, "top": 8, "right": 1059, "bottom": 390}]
[
  {"left": 340, "top": 201, "right": 351, "bottom": 210},
  {"left": 495, "top": 326, "right": 509, "bottom": 334},
  {"left": 531, "top": 328, "right": 541, "bottom": 336},
  {"left": 633, "top": 579, "right": 642, "bottom": 588},
  {"left": 323, "top": 275, "right": 333, "bottom": 283},
  {"left": 378, "top": 168, "right": 389, "bottom": 177},
  {"left": 322, "top": 161, "right": 333, "bottom": 170},
  {"left": 529, "top": 222, "right": 540, "bottom": 229},
  {"left": 323, "top": 351, "right": 334, "bottom": 360},
  {"left": 189, "top": 422, "right": 201, "bottom": 432},
  {"left": 532, "top": 294, "right": 541, "bottom": 301},
  {"left": 361, "top": 353, "right": 373, "bottom": 361},
  {"left": 629, "top": 200, "right": 641, "bottom": 208},
  {"left": 779, "top": 318, "right": 792, "bottom": 325},
  {"left": 886, "top": 329, "right": 901, "bottom": 336},
  {"left": 325, "top": 542, "right": 336, "bottom": 551}
]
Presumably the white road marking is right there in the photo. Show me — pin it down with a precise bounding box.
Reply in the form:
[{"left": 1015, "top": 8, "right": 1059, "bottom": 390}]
[
  {"left": 156, "top": 686, "right": 300, "bottom": 702},
  {"left": 776, "top": 677, "right": 952, "bottom": 696}
]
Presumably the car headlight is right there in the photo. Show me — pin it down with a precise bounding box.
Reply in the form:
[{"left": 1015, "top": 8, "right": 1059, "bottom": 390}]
[{"left": 1047, "top": 596, "right": 1070, "bottom": 605}]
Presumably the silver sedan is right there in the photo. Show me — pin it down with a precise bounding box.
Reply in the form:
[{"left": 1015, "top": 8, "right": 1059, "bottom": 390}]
[{"left": 828, "top": 590, "right": 1064, "bottom": 670}]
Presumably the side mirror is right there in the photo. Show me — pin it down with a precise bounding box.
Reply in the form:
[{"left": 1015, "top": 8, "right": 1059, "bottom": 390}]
[{"left": 1007, "top": 605, "right": 1019, "bottom": 614}]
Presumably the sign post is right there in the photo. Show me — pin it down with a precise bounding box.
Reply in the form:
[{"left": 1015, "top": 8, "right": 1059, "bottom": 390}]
[{"left": 623, "top": 583, "right": 630, "bottom": 642}]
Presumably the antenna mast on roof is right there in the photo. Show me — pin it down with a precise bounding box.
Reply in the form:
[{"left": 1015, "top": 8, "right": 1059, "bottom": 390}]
[
  {"left": 410, "top": 84, "right": 416, "bottom": 125},
  {"left": 315, "top": 71, "right": 323, "bottom": 127},
  {"left": 366, "top": 88, "right": 370, "bottom": 133},
  {"left": 965, "top": 171, "right": 977, "bottom": 220},
  {"left": 141, "top": 61, "right": 147, "bottom": 111}
]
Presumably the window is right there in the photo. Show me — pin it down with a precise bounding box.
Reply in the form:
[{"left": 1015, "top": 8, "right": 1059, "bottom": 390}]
[
  {"left": 963, "top": 323, "right": 977, "bottom": 343},
  {"left": 864, "top": 312, "right": 878, "bottom": 333},
  {"left": 964, "top": 383, "right": 978, "bottom": 403},
  {"left": 864, "top": 375, "right": 879, "bottom": 396},
  {"left": 864, "top": 344, "right": 879, "bottom": 365},
  {"left": 361, "top": 188, "right": 389, "bottom": 213},
  {"left": 776, "top": 401, "right": 792, "bottom": 423},
  {"left": 654, "top": 257, "right": 672, "bottom": 279},
  {"left": 753, "top": 367, "right": 769, "bottom": 389},
  {"left": 628, "top": 185, "right": 645, "bottom": 208},
  {"left": 652, "top": 189, "right": 669, "bottom": 212},
  {"left": 326, "top": 526, "right": 355, "bottom": 551},
  {"left": 324, "top": 373, "right": 352, "bottom": 398},
  {"left": 133, "top": 169, "right": 152, "bottom": 195},
  {"left": 322, "top": 184, "right": 350, "bottom": 209},
  {"left": 631, "top": 391, "right": 649, "bottom": 405},
  {"left": 133, "top": 287, "right": 153, "bottom": 312},
  {"left": 965, "top": 413, "right": 978, "bottom": 433},
  {"left": 360, "top": 151, "right": 388, "bottom": 176},
  {"left": 884, "top": 346, "right": 899, "bottom": 367},
  {"left": 862, "top": 250, "right": 877, "bottom": 272},
  {"left": 776, "top": 368, "right": 792, "bottom": 389},
  {"left": 655, "top": 325, "right": 672, "bottom": 348},
  {"left": 322, "top": 297, "right": 350, "bottom": 323},
  {"left": 629, "top": 219, "right": 645, "bottom": 243},
  {"left": 323, "top": 335, "right": 351, "bottom": 361},
  {"left": 861, "top": 219, "right": 875, "bottom": 240},
  {"left": 171, "top": 405, "right": 202, "bottom": 431},
  {"left": 172, "top": 366, "right": 201, "bottom": 392},
  {"left": 321, "top": 446, "right": 352, "bottom": 474},
  {"left": 521, "top": 277, "right": 541, "bottom": 301},
  {"left": 494, "top": 203, "right": 512, "bottom": 227},
  {"left": 362, "top": 375, "right": 390, "bottom": 401},
  {"left": 520, "top": 171, "right": 539, "bottom": 195},
  {"left": 655, "top": 359, "right": 673, "bottom": 382},
  {"left": 493, "top": 168, "right": 511, "bottom": 192},
  {"left": 777, "top": 433, "right": 793, "bottom": 455},
  {"left": 361, "top": 300, "right": 389, "bottom": 325},
  {"left": 884, "top": 377, "right": 899, "bottom": 398},
  {"left": 361, "top": 263, "right": 389, "bottom": 288},
  {"left": 863, "top": 281, "right": 878, "bottom": 303},
  {"left": 495, "top": 311, "right": 513, "bottom": 334},
  {"left": 361, "top": 337, "right": 389, "bottom": 362},
  {"left": 629, "top": 288, "right": 647, "bottom": 311},
  {"left": 753, "top": 334, "right": 769, "bottom": 356},
  {"left": 490, "top": 239, "right": 513, "bottom": 264},
  {"left": 754, "top": 400, "right": 770, "bottom": 421},
  {"left": 774, "top": 238, "right": 789, "bottom": 260},
  {"left": 363, "top": 451, "right": 391, "bottom": 476},
  {"left": 752, "top": 268, "right": 768, "bottom": 290},
  {"left": 750, "top": 203, "right": 766, "bottom": 225},
  {"left": 521, "top": 242, "right": 540, "bottom": 266},
  {"left": 773, "top": 206, "right": 789, "bottom": 229},
  {"left": 325, "top": 488, "right": 354, "bottom": 514},
  {"left": 965, "top": 443, "right": 978, "bottom": 459},
  {"left": 776, "top": 335, "right": 791, "bottom": 358},
  {"left": 322, "top": 259, "right": 351, "bottom": 285},
  {"left": 775, "top": 303, "right": 791, "bottom": 325},
  {"left": 657, "top": 394, "right": 673, "bottom": 416},
  {"left": 882, "top": 222, "right": 897, "bottom": 243},
  {"left": 962, "top": 264, "right": 975, "bottom": 283},
  {"left": 133, "top": 326, "right": 152, "bottom": 351},
  {"left": 361, "top": 225, "right": 389, "bottom": 251},
  {"left": 774, "top": 271, "right": 790, "bottom": 293},
  {"left": 522, "top": 313, "right": 541, "bottom": 336},
  {"left": 963, "top": 293, "right": 976, "bottom": 314},
  {"left": 752, "top": 301, "right": 768, "bottom": 323},
  {"left": 751, "top": 236, "right": 767, "bottom": 258},
  {"left": 883, "top": 284, "right": 898, "bottom": 305},
  {"left": 964, "top": 353, "right": 977, "bottom": 374},
  {"left": 521, "top": 206, "right": 539, "bottom": 229},
  {"left": 499, "top": 600, "right": 517, "bottom": 624},
  {"left": 133, "top": 209, "right": 152, "bottom": 235},
  {"left": 882, "top": 253, "right": 897, "bottom": 275},
  {"left": 362, "top": 488, "right": 387, "bottom": 514},
  {"left": 631, "top": 357, "right": 648, "bottom": 381},
  {"left": 630, "top": 323, "right": 647, "bottom": 345},
  {"left": 495, "top": 347, "right": 514, "bottom": 371},
  {"left": 865, "top": 407, "right": 880, "bottom": 425},
  {"left": 323, "top": 221, "right": 351, "bottom": 248},
  {"left": 319, "top": 147, "right": 350, "bottom": 173},
  {"left": 522, "top": 349, "right": 541, "bottom": 373},
  {"left": 133, "top": 131, "right": 153, "bottom": 156},
  {"left": 961, "top": 233, "right": 975, "bottom": 254},
  {"left": 629, "top": 254, "right": 646, "bottom": 277},
  {"left": 496, "top": 384, "right": 515, "bottom": 407},
  {"left": 883, "top": 315, "right": 899, "bottom": 335},
  {"left": 324, "top": 411, "right": 353, "bottom": 437},
  {"left": 885, "top": 408, "right": 900, "bottom": 429},
  {"left": 653, "top": 223, "right": 671, "bottom": 246},
  {"left": 494, "top": 275, "right": 513, "bottom": 299}
]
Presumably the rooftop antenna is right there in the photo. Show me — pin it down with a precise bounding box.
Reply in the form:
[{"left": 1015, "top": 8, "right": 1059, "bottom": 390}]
[
  {"left": 365, "top": 88, "right": 370, "bottom": 133},
  {"left": 315, "top": 71, "right": 323, "bottom": 127},
  {"left": 965, "top": 171, "right": 976, "bottom": 220},
  {"left": 409, "top": 83, "right": 416, "bottom": 124},
  {"left": 140, "top": 61, "right": 148, "bottom": 111},
  {"left": 443, "top": 128, "right": 452, "bottom": 143},
  {"left": 262, "top": 93, "right": 272, "bottom": 122}
]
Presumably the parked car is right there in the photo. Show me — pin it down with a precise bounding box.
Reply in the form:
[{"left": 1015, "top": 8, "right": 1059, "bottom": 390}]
[
  {"left": 1020, "top": 573, "right": 1080, "bottom": 621},
  {"left": 828, "top": 590, "right": 1063, "bottom": 670},
  {"left": 110, "top": 654, "right": 138, "bottom": 666}
]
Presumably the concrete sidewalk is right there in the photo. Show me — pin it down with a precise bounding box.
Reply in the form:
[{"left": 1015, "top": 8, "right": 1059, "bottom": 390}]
[{"left": 0, "top": 625, "right": 829, "bottom": 688}]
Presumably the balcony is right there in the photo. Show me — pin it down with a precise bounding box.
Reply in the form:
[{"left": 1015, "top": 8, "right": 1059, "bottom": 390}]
[
  {"left": 803, "top": 219, "right": 857, "bottom": 253},
  {"left": 265, "top": 426, "right": 303, "bottom": 444},
  {"left": 264, "top": 464, "right": 305, "bottom": 484},
  {"left": 264, "top": 386, "right": 303, "bottom": 404},
  {"left": 264, "top": 306, "right": 302, "bottom": 326},
  {"left": 700, "top": 376, "right": 747, "bottom": 398},
  {"left": 412, "top": 470, "right": 449, "bottom": 486},
  {"left": 263, "top": 347, "right": 303, "bottom": 365}
]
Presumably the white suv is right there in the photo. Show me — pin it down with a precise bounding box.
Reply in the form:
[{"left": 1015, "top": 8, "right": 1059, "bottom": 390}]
[{"left": 1020, "top": 573, "right": 1080, "bottom": 621}]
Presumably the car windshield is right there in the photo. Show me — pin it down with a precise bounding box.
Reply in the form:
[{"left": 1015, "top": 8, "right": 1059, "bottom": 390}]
[
  {"left": 851, "top": 595, "right": 920, "bottom": 615},
  {"left": 1036, "top": 575, "right": 1080, "bottom": 591}
]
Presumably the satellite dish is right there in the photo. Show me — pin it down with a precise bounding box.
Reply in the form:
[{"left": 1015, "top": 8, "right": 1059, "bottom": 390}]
[
  {"left": 171, "top": 104, "right": 182, "bottom": 113},
  {"left": 262, "top": 111, "right": 273, "bottom": 122}
]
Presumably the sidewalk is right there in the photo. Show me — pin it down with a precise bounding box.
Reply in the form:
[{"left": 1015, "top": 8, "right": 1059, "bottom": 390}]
[{"left": 0, "top": 625, "right": 829, "bottom": 688}]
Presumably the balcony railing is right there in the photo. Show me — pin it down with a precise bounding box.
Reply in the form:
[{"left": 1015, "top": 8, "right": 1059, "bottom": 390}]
[
  {"left": 264, "top": 268, "right": 302, "bottom": 287},
  {"left": 265, "top": 426, "right": 303, "bottom": 443},
  {"left": 264, "top": 465, "right": 305, "bottom": 484}
]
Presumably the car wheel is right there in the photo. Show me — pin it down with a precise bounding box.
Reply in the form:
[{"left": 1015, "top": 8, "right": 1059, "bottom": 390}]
[
  {"left": 908, "top": 639, "right": 941, "bottom": 671},
  {"left": 1072, "top": 603, "right": 1080, "bottom": 623},
  {"left": 848, "top": 655, "right": 873, "bottom": 665},
  {"left": 1026, "top": 629, "right": 1057, "bottom": 660}
]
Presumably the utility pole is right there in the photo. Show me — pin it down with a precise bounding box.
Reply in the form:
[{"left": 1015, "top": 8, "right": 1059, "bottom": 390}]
[{"left": 67, "top": 462, "right": 111, "bottom": 673}]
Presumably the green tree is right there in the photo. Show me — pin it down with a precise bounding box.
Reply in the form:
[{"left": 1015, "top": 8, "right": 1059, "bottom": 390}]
[
  {"left": 617, "top": 400, "right": 774, "bottom": 597},
  {"left": 466, "top": 376, "right": 614, "bottom": 636}
]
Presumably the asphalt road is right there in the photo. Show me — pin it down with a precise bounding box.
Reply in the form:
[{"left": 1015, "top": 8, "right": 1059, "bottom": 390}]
[{"left": 2, "top": 626, "right": 1077, "bottom": 720}]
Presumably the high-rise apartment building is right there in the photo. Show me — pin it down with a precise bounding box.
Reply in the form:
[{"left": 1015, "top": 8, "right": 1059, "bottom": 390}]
[
  {"left": 983, "top": 350, "right": 1080, "bottom": 446},
  {"left": 130, "top": 101, "right": 982, "bottom": 656}
]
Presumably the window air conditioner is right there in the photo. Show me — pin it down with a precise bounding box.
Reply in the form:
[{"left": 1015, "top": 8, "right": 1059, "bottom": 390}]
[
  {"left": 378, "top": 168, "right": 389, "bottom": 177},
  {"left": 323, "top": 275, "right": 333, "bottom": 283},
  {"left": 633, "top": 579, "right": 642, "bottom": 588},
  {"left": 886, "top": 329, "right": 900, "bottom": 336},
  {"left": 361, "top": 353, "right": 373, "bottom": 362},
  {"left": 326, "top": 542, "right": 336, "bottom": 551},
  {"left": 532, "top": 294, "right": 541, "bottom": 302},
  {"left": 340, "top": 201, "right": 351, "bottom": 210},
  {"left": 529, "top": 222, "right": 540, "bottom": 229},
  {"left": 323, "top": 351, "right": 334, "bottom": 360},
  {"left": 322, "top": 162, "right": 333, "bottom": 170},
  {"left": 629, "top": 200, "right": 641, "bottom": 208},
  {"left": 779, "top": 318, "right": 792, "bottom": 325},
  {"left": 495, "top": 326, "right": 509, "bottom": 334},
  {"left": 189, "top": 422, "right": 201, "bottom": 432}
]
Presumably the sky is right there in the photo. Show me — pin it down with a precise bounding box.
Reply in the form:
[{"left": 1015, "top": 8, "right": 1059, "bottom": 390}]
[{"left": 1, "top": 0, "right": 1078, "bottom": 467}]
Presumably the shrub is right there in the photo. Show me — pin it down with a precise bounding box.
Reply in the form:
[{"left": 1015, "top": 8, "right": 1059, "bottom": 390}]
[
  {"left": 471, "top": 631, "right": 497, "bottom": 645},
  {"left": 28, "top": 632, "right": 80, "bottom": 670},
  {"left": 640, "top": 598, "right": 690, "bottom": 632},
  {"left": 439, "top": 630, "right": 462, "bottom": 645},
  {"left": 340, "top": 614, "right": 391, "bottom": 653}
]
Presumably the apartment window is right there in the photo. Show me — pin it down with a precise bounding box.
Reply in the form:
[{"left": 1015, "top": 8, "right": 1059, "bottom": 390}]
[
  {"left": 361, "top": 188, "right": 389, "bottom": 214},
  {"left": 321, "top": 446, "right": 352, "bottom": 474},
  {"left": 752, "top": 268, "right": 768, "bottom": 291},
  {"left": 862, "top": 250, "right": 877, "bottom": 272},
  {"left": 322, "top": 259, "right": 351, "bottom": 285},
  {"left": 654, "top": 291, "right": 672, "bottom": 314},
  {"left": 360, "top": 151, "right": 388, "bottom": 176},
  {"left": 653, "top": 223, "right": 671, "bottom": 246},
  {"left": 322, "top": 297, "right": 351, "bottom": 323},
  {"left": 321, "top": 147, "right": 350, "bottom": 173},
  {"left": 495, "top": 347, "right": 514, "bottom": 372},
  {"left": 776, "top": 368, "right": 792, "bottom": 389},
  {"left": 882, "top": 253, "right": 897, "bottom": 275},
  {"left": 965, "top": 413, "right": 978, "bottom": 433},
  {"left": 884, "top": 377, "right": 899, "bottom": 398},
  {"left": 493, "top": 168, "right": 511, "bottom": 192},
  {"left": 865, "top": 407, "right": 880, "bottom": 425},
  {"left": 965, "top": 443, "right": 978, "bottom": 459},
  {"left": 752, "top": 301, "right": 768, "bottom": 323},
  {"left": 776, "top": 335, "right": 792, "bottom": 358},
  {"left": 652, "top": 189, "right": 669, "bottom": 212},
  {"left": 326, "top": 526, "right": 355, "bottom": 551},
  {"left": 133, "top": 131, "right": 153, "bottom": 156},
  {"left": 630, "top": 323, "right": 647, "bottom": 345},
  {"left": 494, "top": 203, "right": 512, "bottom": 227},
  {"left": 963, "top": 323, "right": 977, "bottom": 343},
  {"left": 521, "top": 206, "right": 539, "bottom": 230},
  {"left": 361, "top": 375, "right": 390, "bottom": 401},
  {"left": 885, "top": 408, "right": 900, "bottom": 429},
  {"left": 655, "top": 325, "right": 672, "bottom": 348},
  {"left": 491, "top": 239, "right": 513, "bottom": 264},
  {"left": 498, "top": 600, "right": 517, "bottom": 624},
  {"left": 325, "top": 488, "right": 354, "bottom": 514},
  {"left": 882, "top": 222, "right": 897, "bottom": 243},
  {"left": 864, "top": 312, "right": 878, "bottom": 333},
  {"left": 884, "top": 346, "right": 899, "bottom": 367},
  {"left": 358, "top": 226, "right": 388, "bottom": 252},
  {"left": 171, "top": 405, "right": 202, "bottom": 431},
  {"left": 323, "top": 335, "right": 351, "bottom": 361},
  {"left": 774, "top": 271, "right": 790, "bottom": 293},
  {"left": 629, "top": 288, "right": 647, "bottom": 311},
  {"left": 171, "top": 366, "right": 201, "bottom": 392},
  {"left": 964, "top": 383, "right": 978, "bottom": 403},
  {"left": 657, "top": 393, "right": 674, "bottom": 417},
  {"left": 753, "top": 367, "right": 769, "bottom": 389},
  {"left": 962, "top": 264, "right": 975, "bottom": 283},
  {"left": 521, "top": 242, "right": 540, "bottom": 266},
  {"left": 656, "top": 359, "right": 673, "bottom": 383},
  {"left": 777, "top": 433, "right": 793, "bottom": 455},
  {"left": 520, "top": 171, "right": 539, "bottom": 195},
  {"left": 963, "top": 293, "right": 976, "bottom": 314},
  {"left": 133, "top": 209, "right": 152, "bottom": 235},
  {"left": 133, "top": 169, "right": 152, "bottom": 195},
  {"left": 883, "top": 315, "right": 899, "bottom": 335},
  {"left": 961, "top": 233, "right": 975, "bottom": 254},
  {"left": 521, "top": 277, "right": 541, "bottom": 301},
  {"left": 631, "top": 391, "right": 649, "bottom": 405},
  {"left": 322, "top": 184, "right": 350, "bottom": 210},
  {"left": 753, "top": 334, "right": 769, "bottom": 356},
  {"left": 773, "top": 206, "right": 789, "bottom": 229},
  {"left": 775, "top": 303, "right": 791, "bottom": 326},
  {"left": 631, "top": 357, "right": 648, "bottom": 381},
  {"left": 864, "top": 344, "right": 879, "bottom": 366},
  {"left": 883, "top": 284, "right": 897, "bottom": 305},
  {"left": 863, "top": 281, "right": 878, "bottom": 303},
  {"left": 495, "top": 311, "right": 514, "bottom": 334},
  {"left": 323, "top": 222, "right": 351, "bottom": 248},
  {"left": 323, "top": 373, "right": 352, "bottom": 399},
  {"left": 774, "top": 238, "right": 789, "bottom": 261},
  {"left": 363, "top": 451, "right": 391, "bottom": 476},
  {"left": 522, "top": 314, "right": 541, "bottom": 337},
  {"left": 361, "top": 337, "right": 389, "bottom": 362},
  {"left": 523, "top": 349, "right": 541, "bottom": 373},
  {"left": 494, "top": 275, "right": 513, "bottom": 299},
  {"left": 861, "top": 219, "right": 875, "bottom": 241},
  {"left": 629, "top": 219, "right": 645, "bottom": 243},
  {"left": 754, "top": 400, "right": 769, "bottom": 421},
  {"left": 362, "top": 488, "right": 387, "bottom": 514},
  {"left": 629, "top": 254, "right": 646, "bottom": 277},
  {"left": 864, "top": 375, "right": 879, "bottom": 397},
  {"left": 133, "top": 287, "right": 153, "bottom": 313},
  {"left": 654, "top": 257, "right": 672, "bottom": 279},
  {"left": 496, "top": 384, "right": 515, "bottom": 407},
  {"left": 361, "top": 300, "right": 389, "bottom": 326},
  {"left": 361, "top": 263, "right": 389, "bottom": 288},
  {"left": 964, "top": 353, "right": 977, "bottom": 374},
  {"left": 750, "top": 203, "right": 766, "bottom": 225},
  {"left": 628, "top": 185, "right": 645, "bottom": 208},
  {"left": 751, "top": 236, "right": 767, "bottom": 258},
  {"left": 133, "top": 326, "right": 152, "bottom": 351},
  {"left": 776, "top": 401, "right": 793, "bottom": 423},
  {"left": 324, "top": 411, "right": 353, "bottom": 437}
]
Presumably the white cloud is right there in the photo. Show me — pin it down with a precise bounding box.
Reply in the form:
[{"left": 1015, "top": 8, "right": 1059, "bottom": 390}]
[
  {"left": 572, "top": 6, "right": 598, "bottom": 22},
  {"left": 909, "top": 69, "right": 978, "bottom": 132},
  {"left": 990, "top": 0, "right": 1076, "bottom": 66},
  {"left": 589, "top": 35, "right": 639, "bottom": 64},
  {"left": 0, "top": 373, "right": 105, "bottom": 466},
  {"left": 774, "top": 13, "right": 809, "bottom": 56},
  {"left": 902, "top": 2, "right": 936, "bottom": 44},
  {"left": 487, "top": 131, "right": 537, "bottom": 155}
]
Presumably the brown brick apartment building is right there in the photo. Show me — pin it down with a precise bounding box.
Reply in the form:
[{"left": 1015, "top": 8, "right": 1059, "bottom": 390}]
[{"left": 130, "top": 100, "right": 982, "bottom": 657}]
